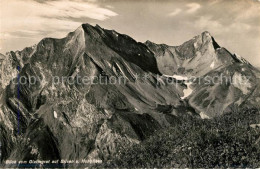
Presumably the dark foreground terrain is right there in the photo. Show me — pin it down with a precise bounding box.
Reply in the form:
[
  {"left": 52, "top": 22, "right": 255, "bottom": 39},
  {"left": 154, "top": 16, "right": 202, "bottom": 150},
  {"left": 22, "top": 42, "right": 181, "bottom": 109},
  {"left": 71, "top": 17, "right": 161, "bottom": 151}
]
[{"left": 107, "top": 107, "right": 260, "bottom": 168}]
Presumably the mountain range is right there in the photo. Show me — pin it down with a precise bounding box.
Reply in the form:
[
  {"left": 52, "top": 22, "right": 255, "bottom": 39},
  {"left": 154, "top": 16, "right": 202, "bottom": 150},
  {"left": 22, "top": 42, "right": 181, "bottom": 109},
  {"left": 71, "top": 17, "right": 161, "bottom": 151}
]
[{"left": 0, "top": 23, "right": 259, "bottom": 164}]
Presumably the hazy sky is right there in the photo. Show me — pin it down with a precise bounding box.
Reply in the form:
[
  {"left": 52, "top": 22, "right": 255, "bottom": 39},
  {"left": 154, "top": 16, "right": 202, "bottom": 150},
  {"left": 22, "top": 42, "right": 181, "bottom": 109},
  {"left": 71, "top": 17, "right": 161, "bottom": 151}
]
[{"left": 1, "top": 0, "right": 260, "bottom": 66}]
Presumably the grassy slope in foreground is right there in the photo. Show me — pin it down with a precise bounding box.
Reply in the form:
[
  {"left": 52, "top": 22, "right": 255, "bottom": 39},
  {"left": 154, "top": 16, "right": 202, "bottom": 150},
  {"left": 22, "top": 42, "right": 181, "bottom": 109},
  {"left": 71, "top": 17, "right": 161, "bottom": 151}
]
[{"left": 106, "top": 107, "right": 260, "bottom": 168}]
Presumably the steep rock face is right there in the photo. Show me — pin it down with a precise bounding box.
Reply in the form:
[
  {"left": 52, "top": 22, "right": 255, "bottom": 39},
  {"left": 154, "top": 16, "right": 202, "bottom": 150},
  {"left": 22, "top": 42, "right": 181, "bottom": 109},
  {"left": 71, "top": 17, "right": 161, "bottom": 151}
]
[{"left": 0, "top": 24, "right": 186, "bottom": 162}]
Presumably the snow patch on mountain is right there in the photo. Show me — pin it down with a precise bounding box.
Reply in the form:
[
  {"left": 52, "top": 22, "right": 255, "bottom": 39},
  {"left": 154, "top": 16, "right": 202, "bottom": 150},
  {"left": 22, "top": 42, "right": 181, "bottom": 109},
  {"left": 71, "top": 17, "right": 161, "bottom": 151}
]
[
  {"left": 181, "top": 81, "right": 193, "bottom": 99},
  {"left": 53, "top": 111, "right": 57, "bottom": 118},
  {"left": 210, "top": 61, "right": 215, "bottom": 69},
  {"left": 200, "top": 112, "right": 210, "bottom": 119},
  {"left": 163, "top": 74, "right": 193, "bottom": 99},
  {"left": 163, "top": 74, "right": 188, "bottom": 81}
]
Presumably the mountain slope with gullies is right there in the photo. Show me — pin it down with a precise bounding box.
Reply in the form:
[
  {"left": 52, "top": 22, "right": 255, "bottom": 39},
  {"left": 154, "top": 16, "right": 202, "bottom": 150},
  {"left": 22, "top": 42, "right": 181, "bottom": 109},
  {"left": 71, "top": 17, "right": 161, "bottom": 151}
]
[
  {"left": 145, "top": 31, "right": 260, "bottom": 118},
  {"left": 0, "top": 24, "right": 188, "bottom": 163},
  {"left": 0, "top": 24, "right": 259, "bottom": 164}
]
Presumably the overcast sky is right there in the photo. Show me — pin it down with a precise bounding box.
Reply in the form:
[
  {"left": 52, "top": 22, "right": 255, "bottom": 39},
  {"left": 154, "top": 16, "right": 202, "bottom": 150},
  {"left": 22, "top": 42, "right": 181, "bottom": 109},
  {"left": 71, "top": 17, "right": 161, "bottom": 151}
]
[{"left": 0, "top": 0, "right": 260, "bottom": 66}]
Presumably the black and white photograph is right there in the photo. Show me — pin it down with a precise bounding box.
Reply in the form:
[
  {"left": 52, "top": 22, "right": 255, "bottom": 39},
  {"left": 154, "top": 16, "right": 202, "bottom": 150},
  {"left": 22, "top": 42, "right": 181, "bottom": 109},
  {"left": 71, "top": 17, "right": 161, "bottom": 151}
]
[{"left": 0, "top": 0, "right": 260, "bottom": 168}]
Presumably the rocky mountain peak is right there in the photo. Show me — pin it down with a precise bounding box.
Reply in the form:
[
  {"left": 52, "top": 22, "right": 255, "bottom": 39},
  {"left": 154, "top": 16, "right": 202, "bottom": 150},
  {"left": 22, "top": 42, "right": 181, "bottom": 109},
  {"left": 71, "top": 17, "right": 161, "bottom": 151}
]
[
  {"left": 201, "top": 31, "right": 212, "bottom": 40},
  {"left": 173, "top": 31, "right": 221, "bottom": 62},
  {"left": 201, "top": 31, "right": 221, "bottom": 50},
  {"left": 190, "top": 31, "right": 221, "bottom": 50}
]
